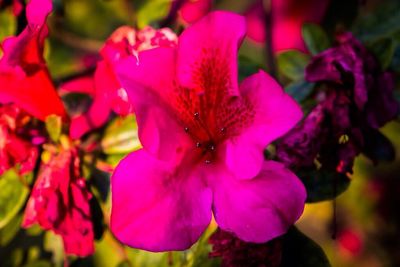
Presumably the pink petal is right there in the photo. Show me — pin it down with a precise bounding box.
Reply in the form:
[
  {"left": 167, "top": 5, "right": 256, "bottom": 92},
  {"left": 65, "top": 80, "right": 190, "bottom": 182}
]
[
  {"left": 177, "top": 11, "right": 245, "bottom": 95},
  {"left": 211, "top": 161, "right": 306, "bottom": 243},
  {"left": 225, "top": 70, "right": 302, "bottom": 179},
  {"left": 115, "top": 49, "right": 193, "bottom": 161},
  {"left": 59, "top": 76, "right": 95, "bottom": 95},
  {"left": 26, "top": 0, "right": 52, "bottom": 27},
  {"left": 111, "top": 149, "right": 212, "bottom": 251},
  {"left": 179, "top": 0, "right": 212, "bottom": 24}
]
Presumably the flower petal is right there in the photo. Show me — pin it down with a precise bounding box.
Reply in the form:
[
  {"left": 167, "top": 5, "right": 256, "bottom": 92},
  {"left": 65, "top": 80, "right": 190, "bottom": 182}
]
[
  {"left": 211, "top": 161, "right": 306, "bottom": 243},
  {"left": 225, "top": 70, "right": 302, "bottom": 180},
  {"left": 177, "top": 11, "right": 245, "bottom": 95},
  {"left": 115, "top": 49, "right": 193, "bottom": 161},
  {"left": 111, "top": 149, "right": 212, "bottom": 251}
]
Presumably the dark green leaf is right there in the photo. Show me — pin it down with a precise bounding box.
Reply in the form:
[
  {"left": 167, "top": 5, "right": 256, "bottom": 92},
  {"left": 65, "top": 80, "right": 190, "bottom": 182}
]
[
  {"left": 368, "top": 38, "right": 395, "bottom": 69},
  {"left": 0, "top": 214, "right": 22, "bottom": 246},
  {"left": 285, "top": 80, "right": 315, "bottom": 103},
  {"left": 353, "top": 1, "right": 400, "bottom": 43},
  {"left": 277, "top": 50, "right": 311, "bottom": 81},
  {"left": 297, "top": 169, "right": 351, "bottom": 203},
  {"left": 281, "top": 227, "right": 331, "bottom": 267},
  {"left": 362, "top": 128, "right": 395, "bottom": 163},
  {"left": 0, "top": 170, "right": 31, "bottom": 228},
  {"left": 302, "top": 23, "right": 331, "bottom": 55},
  {"left": 238, "top": 55, "right": 263, "bottom": 81}
]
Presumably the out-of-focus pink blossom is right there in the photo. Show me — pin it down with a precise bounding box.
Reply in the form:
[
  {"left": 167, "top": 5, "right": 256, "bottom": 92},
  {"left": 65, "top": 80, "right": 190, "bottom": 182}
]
[
  {"left": 112, "top": 11, "right": 305, "bottom": 252},
  {"left": 245, "top": 0, "right": 330, "bottom": 52},
  {"left": 0, "top": 0, "right": 23, "bottom": 16},
  {"left": 0, "top": 0, "right": 67, "bottom": 121},
  {"left": 23, "top": 146, "right": 94, "bottom": 257},
  {"left": 68, "top": 26, "right": 177, "bottom": 139},
  {"left": 178, "top": 0, "right": 212, "bottom": 24},
  {"left": 0, "top": 105, "right": 38, "bottom": 176}
]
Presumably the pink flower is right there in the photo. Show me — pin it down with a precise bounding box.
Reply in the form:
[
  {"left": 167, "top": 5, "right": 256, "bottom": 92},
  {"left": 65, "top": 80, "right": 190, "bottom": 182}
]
[
  {"left": 0, "top": 0, "right": 66, "bottom": 121},
  {"left": 178, "top": 0, "right": 212, "bottom": 24},
  {"left": 245, "top": 0, "right": 330, "bottom": 52},
  {"left": 68, "top": 26, "right": 177, "bottom": 139},
  {"left": 0, "top": 105, "right": 39, "bottom": 176},
  {"left": 111, "top": 11, "right": 306, "bottom": 251},
  {"left": 23, "top": 146, "right": 94, "bottom": 257}
]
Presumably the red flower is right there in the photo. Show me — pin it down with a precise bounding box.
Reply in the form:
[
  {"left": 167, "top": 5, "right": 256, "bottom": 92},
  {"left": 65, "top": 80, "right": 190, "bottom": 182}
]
[
  {"left": 65, "top": 26, "right": 177, "bottom": 139},
  {"left": 0, "top": 0, "right": 66, "bottom": 121},
  {"left": 23, "top": 146, "right": 94, "bottom": 257},
  {"left": 0, "top": 104, "right": 39, "bottom": 176}
]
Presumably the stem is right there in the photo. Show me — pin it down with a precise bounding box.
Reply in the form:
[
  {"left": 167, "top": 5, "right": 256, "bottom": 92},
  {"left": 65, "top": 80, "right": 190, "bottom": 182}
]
[{"left": 263, "top": 0, "right": 277, "bottom": 78}]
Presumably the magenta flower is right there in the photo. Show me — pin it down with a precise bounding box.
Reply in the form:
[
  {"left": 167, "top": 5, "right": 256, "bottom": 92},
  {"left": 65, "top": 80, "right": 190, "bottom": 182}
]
[
  {"left": 0, "top": 0, "right": 66, "bottom": 121},
  {"left": 23, "top": 147, "right": 94, "bottom": 256},
  {"left": 178, "top": 0, "right": 212, "bottom": 24},
  {"left": 111, "top": 11, "right": 306, "bottom": 251},
  {"left": 245, "top": 0, "right": 330, "bottom": 52},
  {"left": 68, "top": 26, "right": 177, "bottom": 139},
  {"left": 0, "top": 105, "right": 39, "bottom": 176}
]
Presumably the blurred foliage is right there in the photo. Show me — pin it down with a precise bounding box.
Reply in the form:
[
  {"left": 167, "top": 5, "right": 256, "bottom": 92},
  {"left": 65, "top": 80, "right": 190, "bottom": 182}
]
[
  {"left": 302, "top": 23, "right": 331, "bottom": 55},
  {"left": 0, "top": 170, "right": 32, "bottom": 229}
]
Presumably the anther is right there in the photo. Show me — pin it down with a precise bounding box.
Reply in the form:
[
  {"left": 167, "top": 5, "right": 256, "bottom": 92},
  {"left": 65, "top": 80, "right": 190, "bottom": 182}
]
[
  {"left": 220, "top": 127, "right": 226, "bottom": 134},
  {"left": 193, "top": 112, "right": 199, "bottom": 119},
  {"left": 209, "top": 145, "right": 215, "bottom": 151},
  {"left": 184, "top": 127, "right": 189, "bottom": 133},
  {"left": 196, "top": 142, "right": 202, "bottom": 148},
  {"left": 205, "top": 159, "right": 211, "bottom": 164}
]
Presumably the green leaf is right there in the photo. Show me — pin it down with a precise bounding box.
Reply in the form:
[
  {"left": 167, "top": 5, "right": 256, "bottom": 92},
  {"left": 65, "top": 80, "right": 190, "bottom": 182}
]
[
  {"left": 0, "top": 170, "right": 31, "bottom": 228},
  {"left": 281, "top": 227, "right": 331, "bottom": 267},
  {"left": 352, "top": 2, "right": 400, "bottom": 43},
  {"left": 297, "top": 169, "right": 351, "bottom": 203},
  {"left": 101, "top": 115, "right": 141, "bottom": 155},
  {"left": 136, "top": 0, "right": 171, "bottom": 28},
  {"left": 302, "top": 23, "right": 331, "bottom": 55},
  {"left": 0, "top": 8, "right": 17, "bottom": 42},
  {"left": 285, "top": 80, "right": 315, "bottom": 103},
  {"left": 0, "top": 214, "right": 22, "bottom": 246},
  {"left": 45, "top": 115, "right": 62, "bottom": 142},
  {"left": 277, "top": 50, "right": 311, "bottom": 81},
  {"left": 44, "top": 231, "right": 64, "bottom": 267},
  {"left": 238, "top": 55, "right": 263, "bottom": 81},
  {"left": 368, "top": 38, "right": 395, "bottom": 69}
]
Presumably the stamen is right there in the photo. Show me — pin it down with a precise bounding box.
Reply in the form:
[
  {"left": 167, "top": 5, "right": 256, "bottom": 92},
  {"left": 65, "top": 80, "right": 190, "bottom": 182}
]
[
  {"left": 205, "top": 159, "right": 211, "bottom": 164},
  {"left": 193, "top": 112, "right": 200, "bottom": 119},
  {"left": 196, "top": 142, "right": 202, "bottom": 148},
  {"left": 184, "top": 127, "right": 189, "bottom": 133}
]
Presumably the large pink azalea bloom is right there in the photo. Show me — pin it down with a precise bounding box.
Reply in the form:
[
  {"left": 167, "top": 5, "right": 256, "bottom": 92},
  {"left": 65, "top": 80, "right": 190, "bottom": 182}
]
[
  {"left": 112, "top": 11, "right": 306, "bottom": 251},
  {"left": 23, "top": 147, "right": 94, "bottom": 256},
  {"left": 245, "top": 0, "right": 330, "bottom": 52},
  {"left": 0, "top": 0, "right": 66, "bottom": 121},
  {"left": 68, "top": 26, "right": 177, "bottom": 139}
]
